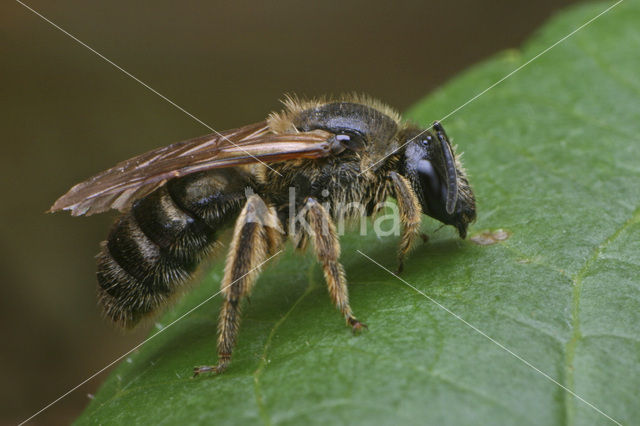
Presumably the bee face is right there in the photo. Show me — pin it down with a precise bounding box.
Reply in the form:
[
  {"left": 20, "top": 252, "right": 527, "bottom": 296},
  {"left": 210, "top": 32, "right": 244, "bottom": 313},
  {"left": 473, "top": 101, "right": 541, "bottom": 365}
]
[{"left": 400, "top": 123, "right": 476, "bottom": 238}]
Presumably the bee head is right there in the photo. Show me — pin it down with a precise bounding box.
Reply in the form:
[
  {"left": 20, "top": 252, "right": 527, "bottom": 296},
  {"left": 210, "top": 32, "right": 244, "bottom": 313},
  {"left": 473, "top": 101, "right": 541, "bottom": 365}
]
[{"left": 400, "top": 122, "right": 476, "bottom": 238}]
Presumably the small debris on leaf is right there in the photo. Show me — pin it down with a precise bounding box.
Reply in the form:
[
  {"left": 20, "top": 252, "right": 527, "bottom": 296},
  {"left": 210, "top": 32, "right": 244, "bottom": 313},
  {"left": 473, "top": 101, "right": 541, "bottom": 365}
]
[{"left": 470, "top": 229, "right": 511, "bottom": 245}]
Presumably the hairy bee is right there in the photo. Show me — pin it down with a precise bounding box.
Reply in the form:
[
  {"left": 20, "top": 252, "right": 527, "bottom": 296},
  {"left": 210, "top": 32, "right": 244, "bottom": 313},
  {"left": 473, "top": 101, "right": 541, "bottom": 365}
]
[{"left": 50, "top": 94, "right": 476, "bottom": 375}]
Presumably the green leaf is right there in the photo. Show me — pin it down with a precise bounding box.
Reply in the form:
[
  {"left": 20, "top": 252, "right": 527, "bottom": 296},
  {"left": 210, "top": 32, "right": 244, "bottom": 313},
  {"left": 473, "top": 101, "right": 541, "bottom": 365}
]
[{"left": 77, "top": 2, "right": 640, "bottom": 425}]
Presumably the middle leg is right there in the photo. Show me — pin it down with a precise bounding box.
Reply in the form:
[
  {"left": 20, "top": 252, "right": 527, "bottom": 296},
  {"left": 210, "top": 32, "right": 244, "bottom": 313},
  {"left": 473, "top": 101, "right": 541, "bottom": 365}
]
[{"left": 304, "top": 198, "right": 366, "bottom": 332}]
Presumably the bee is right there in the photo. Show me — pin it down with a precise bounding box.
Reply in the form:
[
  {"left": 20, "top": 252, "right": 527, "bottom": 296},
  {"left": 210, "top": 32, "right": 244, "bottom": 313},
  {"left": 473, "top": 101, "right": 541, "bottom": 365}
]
[{"left": 50, "top": 94, "right": 476, "bottom": 375}]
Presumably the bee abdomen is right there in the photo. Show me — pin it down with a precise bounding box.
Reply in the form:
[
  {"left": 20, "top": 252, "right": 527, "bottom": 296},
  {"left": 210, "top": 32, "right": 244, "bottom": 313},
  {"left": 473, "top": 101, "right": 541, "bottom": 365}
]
[
  {"left": 96, "top": 170, "right": 250, "bottom": 328},
  {"left": 133, "top": 186, "right": 215, "bottom": 265},
  {"left": 97, "top": 209, "right": 205, "bottom": 328}
]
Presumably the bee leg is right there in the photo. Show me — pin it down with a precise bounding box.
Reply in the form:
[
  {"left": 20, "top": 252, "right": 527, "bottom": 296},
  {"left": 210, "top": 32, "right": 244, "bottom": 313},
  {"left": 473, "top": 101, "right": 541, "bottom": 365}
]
[
  {"left": 389, "top": 172, "right": 423, "bottom": 275},
  {"left": 193, "top": 194, "right": 283, "bottom": 377},
  {"left": 304, "top": 198, "right": 367, "bottom": 333}
]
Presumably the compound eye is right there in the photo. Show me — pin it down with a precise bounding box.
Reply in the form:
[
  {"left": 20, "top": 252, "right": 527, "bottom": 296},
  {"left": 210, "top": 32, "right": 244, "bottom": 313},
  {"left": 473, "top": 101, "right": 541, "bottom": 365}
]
[
  {"left": 417, "top": 159, "right": 441, "bottom": 196},
  {"left": 336, "top": 131, "right": 366, "bottom": 152}
]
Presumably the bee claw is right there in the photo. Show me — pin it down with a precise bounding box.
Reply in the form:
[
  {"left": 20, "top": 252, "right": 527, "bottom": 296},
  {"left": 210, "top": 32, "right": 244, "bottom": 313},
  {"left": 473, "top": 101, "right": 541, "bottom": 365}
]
[
  {"left": 348, "top": 319, "right": 368, "bottom": 334},
  {"left": 396, "top": 263, "right": 404, "bottom": 275},
  {"left": 193, "top": 364, "right": 225, "bottom": 378},
  {"left": 192, "top": 366, "right": 211, "bottom": 378}
]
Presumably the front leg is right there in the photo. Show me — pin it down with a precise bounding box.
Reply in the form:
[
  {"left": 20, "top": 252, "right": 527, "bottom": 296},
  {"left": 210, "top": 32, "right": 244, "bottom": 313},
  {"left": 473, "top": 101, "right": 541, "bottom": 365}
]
[
  {"left": 389, "top": 172, "right": 423, "bottom": 274},
  {"left": 304, "top": 198, "right": 366, "bottom": 332},
  {"left": 194, "top": 194, "right": 282, "bottom": 376}
]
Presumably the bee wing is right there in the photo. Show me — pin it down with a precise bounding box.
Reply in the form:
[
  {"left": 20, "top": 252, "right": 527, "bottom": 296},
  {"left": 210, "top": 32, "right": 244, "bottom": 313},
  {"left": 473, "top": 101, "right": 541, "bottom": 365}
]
[{"left": 50, "top": 121, "right": 333, "bottom": 216}]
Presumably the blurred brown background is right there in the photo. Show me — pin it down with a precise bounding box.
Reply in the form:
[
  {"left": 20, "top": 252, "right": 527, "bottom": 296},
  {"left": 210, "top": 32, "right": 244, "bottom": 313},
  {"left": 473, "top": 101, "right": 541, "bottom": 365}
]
[{"left": 1, "top": 0, "right": 582, "bottom": 423}]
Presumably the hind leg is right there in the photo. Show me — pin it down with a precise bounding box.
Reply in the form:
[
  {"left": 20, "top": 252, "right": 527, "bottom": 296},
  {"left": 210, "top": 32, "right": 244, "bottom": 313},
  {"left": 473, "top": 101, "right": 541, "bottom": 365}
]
[{"left": 194, "top": 194, "right": 282, "bottom": 376}]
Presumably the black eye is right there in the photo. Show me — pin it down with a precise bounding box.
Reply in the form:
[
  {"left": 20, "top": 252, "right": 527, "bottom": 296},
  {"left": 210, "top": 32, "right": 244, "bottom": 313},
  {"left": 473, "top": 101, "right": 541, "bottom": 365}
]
[
  {"left": 336, "top": 131, "right": 366, "bottom": 152},
  {"left": 417, "top": 159, "right": 441, "bottom": 195}
]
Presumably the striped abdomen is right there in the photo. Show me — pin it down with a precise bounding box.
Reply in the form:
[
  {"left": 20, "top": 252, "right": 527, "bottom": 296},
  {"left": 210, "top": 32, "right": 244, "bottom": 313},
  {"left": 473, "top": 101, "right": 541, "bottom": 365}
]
[{"left": 97, "top": 170, "right": 251, "bottom": 328}]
